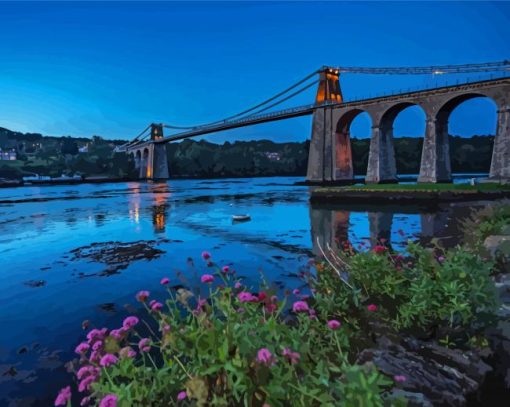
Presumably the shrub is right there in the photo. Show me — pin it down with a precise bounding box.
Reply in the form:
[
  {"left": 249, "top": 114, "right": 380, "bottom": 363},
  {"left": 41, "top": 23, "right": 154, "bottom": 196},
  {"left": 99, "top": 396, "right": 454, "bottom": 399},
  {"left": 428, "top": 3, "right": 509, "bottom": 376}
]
[
  {"left": 58, "top": 234, "right": 500, "bottom": 406},
  {"left": 62, "top": 262, "right": 393, "bottom": 407}
]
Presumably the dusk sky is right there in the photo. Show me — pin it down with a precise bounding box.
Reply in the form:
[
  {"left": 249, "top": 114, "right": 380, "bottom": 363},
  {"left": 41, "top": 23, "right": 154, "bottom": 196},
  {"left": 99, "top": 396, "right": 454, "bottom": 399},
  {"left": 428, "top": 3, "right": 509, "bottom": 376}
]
[{"left": 0, "top": 1, "right": 509, "bottom": 142}]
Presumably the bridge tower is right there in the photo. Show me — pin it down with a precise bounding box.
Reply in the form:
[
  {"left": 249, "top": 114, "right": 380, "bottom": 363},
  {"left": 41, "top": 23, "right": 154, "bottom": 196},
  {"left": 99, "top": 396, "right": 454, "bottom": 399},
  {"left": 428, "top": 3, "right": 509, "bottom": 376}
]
[
  {"left": 128, "top": 123, "right": 169, "bottom": 180},
  {"left": 307, "top": 67, "right": 353, "bottom": 183},
  {"left": 151, "top": 123, "right": 164, "bottom": 140},
  {"left": 315, "top": 67, "right": 343, "bottom": 104}
]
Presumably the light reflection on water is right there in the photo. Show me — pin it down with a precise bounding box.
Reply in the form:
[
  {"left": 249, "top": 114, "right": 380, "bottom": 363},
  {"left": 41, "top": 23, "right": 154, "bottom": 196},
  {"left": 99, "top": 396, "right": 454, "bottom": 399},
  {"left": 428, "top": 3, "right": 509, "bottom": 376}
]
[{"left": 0, "top": 175, "right": 500, "bottom": 405}]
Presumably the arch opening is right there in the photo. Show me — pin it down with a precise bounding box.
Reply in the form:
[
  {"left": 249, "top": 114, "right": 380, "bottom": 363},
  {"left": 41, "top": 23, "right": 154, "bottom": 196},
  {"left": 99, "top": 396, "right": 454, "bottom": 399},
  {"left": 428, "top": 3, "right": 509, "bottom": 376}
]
[
  {"left": 142, "top": 148, "right": 151, "bottom": 179},
  {"left": 336, "top": 109, "right": 372, "bottom": 179},
  {"left": 439, "top": 94, "right": 497, "bottom": 176},
  {"left": 382, "top": 103, "right": 426, "bottom": 176}
]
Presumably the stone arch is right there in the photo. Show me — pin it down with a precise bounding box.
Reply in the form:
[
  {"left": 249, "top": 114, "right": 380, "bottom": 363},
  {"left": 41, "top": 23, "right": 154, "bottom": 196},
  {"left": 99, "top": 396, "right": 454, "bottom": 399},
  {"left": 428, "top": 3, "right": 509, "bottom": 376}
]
[
  {"left": 437, "top": 93, "right": 498, "bottom": 176},
  {"left": 419, "top": 92, "right": 498, "bottom": 183},
  {"left": 135, "top": 150, "right": 142, "bottom": 169},
  {"left": 379, "top": 102, "right": 427, "bottom": 176},
  {"left": 142, "top": 148, "right": 150, "bottom": 179},
  {"left": 334, "top": 109, "right": 372, "bottom": 180}
]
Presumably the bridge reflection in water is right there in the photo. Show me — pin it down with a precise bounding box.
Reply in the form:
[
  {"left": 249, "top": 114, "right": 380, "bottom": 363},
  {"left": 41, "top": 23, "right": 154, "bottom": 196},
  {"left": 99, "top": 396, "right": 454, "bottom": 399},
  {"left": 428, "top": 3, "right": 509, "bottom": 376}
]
[{"left": 309, "top": 202, "right": 486, "bottom": 255}]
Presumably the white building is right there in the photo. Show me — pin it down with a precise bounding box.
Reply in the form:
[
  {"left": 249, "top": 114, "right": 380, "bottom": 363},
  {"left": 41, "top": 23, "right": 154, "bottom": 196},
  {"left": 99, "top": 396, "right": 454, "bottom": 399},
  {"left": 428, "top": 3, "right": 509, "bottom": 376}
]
[{"left": 0, "top": 148, "right": 17, "bottom": 161}]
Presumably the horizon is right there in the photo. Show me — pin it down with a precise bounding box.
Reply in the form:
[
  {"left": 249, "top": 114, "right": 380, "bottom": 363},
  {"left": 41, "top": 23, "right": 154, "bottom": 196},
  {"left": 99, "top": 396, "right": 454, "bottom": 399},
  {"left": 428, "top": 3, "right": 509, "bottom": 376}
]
[{"left": 1, "top": 2, "right": 509, "bottom": 142}]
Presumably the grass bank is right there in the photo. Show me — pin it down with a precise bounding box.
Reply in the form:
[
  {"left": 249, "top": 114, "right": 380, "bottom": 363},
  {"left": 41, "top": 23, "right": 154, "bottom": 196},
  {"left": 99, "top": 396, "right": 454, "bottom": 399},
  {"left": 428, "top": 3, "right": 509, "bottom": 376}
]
[{"left": 310, "top": 182, "right": 510, "bottom": 204}]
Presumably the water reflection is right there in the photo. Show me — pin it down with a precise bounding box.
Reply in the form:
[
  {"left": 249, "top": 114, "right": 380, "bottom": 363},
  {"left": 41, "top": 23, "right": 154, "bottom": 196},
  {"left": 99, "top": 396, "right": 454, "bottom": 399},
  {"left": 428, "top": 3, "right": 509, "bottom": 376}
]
[
  {"left": 368, "top": 212, "right": 393, "bottom": 248},
  {"left": 152, "top": 194, "right": 169, "bottom": 233},
  {"left": 310, "top": 201, "right": 487, "bottom": 254}
]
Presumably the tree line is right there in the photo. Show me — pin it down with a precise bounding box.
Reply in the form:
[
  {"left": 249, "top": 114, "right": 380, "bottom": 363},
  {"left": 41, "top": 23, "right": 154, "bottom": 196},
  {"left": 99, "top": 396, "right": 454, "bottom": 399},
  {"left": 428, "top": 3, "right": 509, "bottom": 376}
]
[{"left": 0, "top": 125, "right": 496, "bottom": 179}]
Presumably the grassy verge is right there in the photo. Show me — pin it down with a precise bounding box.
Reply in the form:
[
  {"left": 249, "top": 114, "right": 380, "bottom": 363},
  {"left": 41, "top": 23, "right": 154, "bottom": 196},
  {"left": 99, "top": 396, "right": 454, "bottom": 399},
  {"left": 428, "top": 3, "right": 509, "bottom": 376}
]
[{"left": 318, "top": 182, "right": 510, "bottom": 193}]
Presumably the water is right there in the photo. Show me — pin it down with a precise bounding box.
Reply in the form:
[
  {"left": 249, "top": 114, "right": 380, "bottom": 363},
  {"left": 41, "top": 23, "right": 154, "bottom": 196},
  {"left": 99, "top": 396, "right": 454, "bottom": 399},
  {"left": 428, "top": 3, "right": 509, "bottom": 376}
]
[{"left": 0, "top": 175, "right": 499, "bottom": 405}]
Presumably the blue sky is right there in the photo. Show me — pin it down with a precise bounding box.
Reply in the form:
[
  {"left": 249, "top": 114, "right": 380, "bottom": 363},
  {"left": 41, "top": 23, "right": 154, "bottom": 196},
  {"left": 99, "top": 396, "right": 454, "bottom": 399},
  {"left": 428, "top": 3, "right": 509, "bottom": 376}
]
[{"left": 0, "top": 1, "right": 509, "bottom": 142}]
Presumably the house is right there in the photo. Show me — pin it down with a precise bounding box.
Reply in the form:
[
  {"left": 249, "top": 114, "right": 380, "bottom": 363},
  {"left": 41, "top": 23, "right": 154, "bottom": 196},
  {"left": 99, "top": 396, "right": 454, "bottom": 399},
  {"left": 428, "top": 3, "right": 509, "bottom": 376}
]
[
  {"left": 0, "top": 148, "right": 17, "bottom": 161},
  {"left": 264, "top": 151, "right": 281, "bottom": 161}
]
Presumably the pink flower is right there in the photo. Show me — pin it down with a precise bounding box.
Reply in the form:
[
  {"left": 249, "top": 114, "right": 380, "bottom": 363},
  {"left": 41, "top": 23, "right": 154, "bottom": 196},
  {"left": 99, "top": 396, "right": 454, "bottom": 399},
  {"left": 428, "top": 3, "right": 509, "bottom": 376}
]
[
  {"left": 177, "top": 391, "right": 187, "bottom": 401},
  {"left": 54, "top": 386, "right": 71, "bottom": 406},
  {"left": 92, "top": 340, "right": 103, "bottom": 351},
  {"left": 265, "top": 303, "right": 278, "bottom": 313},
  {"left": 201, "top": 274, "right": 214, "bottom": 284},
  {"left": 201, "top": 251, "right": 211, "bottom": 260},
  {"left": 77, "top": 366, "right": 99, "bottom": 380},
  {"left": 234, "top": 281, "right": 242, "bottom": 289},
  {"left": 373, "top": 245, "right": 386, "bottom": 254},
  {"left": 238, "top": 291, "right": 258, "bottom": 303},
  {"left": 162, "top": 324, "right": 171, "bottom": 333},
  {"left": 394, "top": 374, "right": 407, "bottom": 383},
  {"left": 292, "top": 289, "right": 300, "bottom": 295},
  {"left": 80, "top": 397, "right": 91, "bottom": 406},
  {"left": 100, "top": 353, "right": 118, "bottom": 367},
  {"left": 136, "top": 290, "right": 150, "bottom": 302},
  {"left": 122, "top": 316, "right": 139, "bottom": 329},
  {"left": 292, "top": 301, "right": 309, "bottom": 313},
  {"left": 89, "top": 350, "right": 101, "bottom": 363},
  {"left": 160, "top": 277, "right": 170, "bottom": 285},
  {"left": 86, "top": 328, "right": 107, "bottom": 342},
  {"left": 282, "top": 348, "right": 300, "bottom": 364},
  {"left": 256, "top": 348, "right": 275, "bottom": 366},
  {"left": 78, "top": 375, "right": 96, "bottom": 392},
  {"left": 151, "top": 301, "right": 164, "bottom": 312},
  {"left": 110, "top": 328, "right": 125, "bottom": 341},
  {"left": 367, "top": 304, "right": 378, "bottom": 312},
  {"left": 194, "top": 298, "right": 207, "bottom": 314},
  {"left": 75, "top": 342, "right": 90, "bottom": 355},
  {"left": 99, "top": 394, "right": 118, "bottom": 407},
  {"left": 327, "top": 320, "right": 341, "bottom": 330},
  {"left": 119, "top": 346, "right": 136, "bottom": 359},
  {"left": 138, "top": 338, "right": 151, "bottom": 352},
  {"left": 437, "top": 255, "right": 445, "bottom": 263},
  {"left": 221, "top": 265, "right": 230, "bottom": 273}
]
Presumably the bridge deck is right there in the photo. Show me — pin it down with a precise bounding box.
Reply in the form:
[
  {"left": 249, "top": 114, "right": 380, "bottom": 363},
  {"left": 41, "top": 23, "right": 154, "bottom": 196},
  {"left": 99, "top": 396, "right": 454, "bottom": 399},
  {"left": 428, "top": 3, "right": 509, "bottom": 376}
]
[{"left": 127, "top": 76, "right": 509, "bottom": 148}]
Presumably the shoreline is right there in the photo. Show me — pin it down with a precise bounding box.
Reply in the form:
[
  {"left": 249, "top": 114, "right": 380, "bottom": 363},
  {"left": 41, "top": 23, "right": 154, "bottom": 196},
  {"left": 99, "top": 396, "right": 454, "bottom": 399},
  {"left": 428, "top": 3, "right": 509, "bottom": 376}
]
[
  {"left": 0, "top": 172, "right": 491, "bottom": 189},
  {"left": 310, "top": 185, "right": 510, "bottom": 204}
]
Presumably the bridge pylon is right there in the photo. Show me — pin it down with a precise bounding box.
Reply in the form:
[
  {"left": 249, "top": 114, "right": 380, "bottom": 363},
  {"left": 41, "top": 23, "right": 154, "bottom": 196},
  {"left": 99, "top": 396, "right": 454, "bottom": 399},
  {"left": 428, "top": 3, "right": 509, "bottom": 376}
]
[
  {"left": 315, "top": 67, "right": 343, "bottom": 104},
  {"left": 151, "top": 123, "right": 164, "bottom": 140}
]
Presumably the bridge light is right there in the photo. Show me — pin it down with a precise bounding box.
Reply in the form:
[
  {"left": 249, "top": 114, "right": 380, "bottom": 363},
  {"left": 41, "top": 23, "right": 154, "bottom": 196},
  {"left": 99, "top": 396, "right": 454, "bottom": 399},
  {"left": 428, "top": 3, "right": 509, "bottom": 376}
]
[{"left": 433, "top": 70, "right": 444, "bottom": 75}]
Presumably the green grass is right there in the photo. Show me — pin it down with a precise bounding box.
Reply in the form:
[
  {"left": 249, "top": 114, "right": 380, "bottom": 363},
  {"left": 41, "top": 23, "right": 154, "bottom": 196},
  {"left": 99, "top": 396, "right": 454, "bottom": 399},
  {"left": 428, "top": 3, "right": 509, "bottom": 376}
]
[{"left": 317, "top": 182, "right": 510, "bottom": 193}]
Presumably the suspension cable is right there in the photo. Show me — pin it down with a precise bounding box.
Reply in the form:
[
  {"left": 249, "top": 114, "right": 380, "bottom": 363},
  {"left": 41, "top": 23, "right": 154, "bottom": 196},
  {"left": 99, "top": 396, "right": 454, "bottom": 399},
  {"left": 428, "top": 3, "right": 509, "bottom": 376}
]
[
  {"left": 243, "top": 80, "right": 319, "bottom": 117},
  {"left": 163, "top": 70, "right": 319, "bottom": 130},
  {"left": 331, "top": 60, "right": 510, "bottom": 75}
]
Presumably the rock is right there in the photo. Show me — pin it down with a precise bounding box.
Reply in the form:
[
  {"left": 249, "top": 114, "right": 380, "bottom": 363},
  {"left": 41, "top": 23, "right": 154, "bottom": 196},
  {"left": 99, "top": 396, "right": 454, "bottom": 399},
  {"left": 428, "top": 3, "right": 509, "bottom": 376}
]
[
  {"left": 357, "top": 339, "right": 492, "bottom": 406},
  {"left": 69, "top": 240, "right": 165, "bottom": 275},
  {"left": 384, "top": 389, "right": 433, "bottom": 407},
  {"left": 484, "top": 235, "right": 510, "bottom": 267},
  {"left": 485, "top": 320, "right": 510, "bottom": 389}
]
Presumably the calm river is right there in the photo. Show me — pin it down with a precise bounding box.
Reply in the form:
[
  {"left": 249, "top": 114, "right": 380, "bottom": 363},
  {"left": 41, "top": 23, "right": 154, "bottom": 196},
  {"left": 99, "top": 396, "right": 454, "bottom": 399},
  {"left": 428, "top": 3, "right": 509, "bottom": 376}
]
[{"left": 0, "top": 175, "right": 498, "bottom": 405}]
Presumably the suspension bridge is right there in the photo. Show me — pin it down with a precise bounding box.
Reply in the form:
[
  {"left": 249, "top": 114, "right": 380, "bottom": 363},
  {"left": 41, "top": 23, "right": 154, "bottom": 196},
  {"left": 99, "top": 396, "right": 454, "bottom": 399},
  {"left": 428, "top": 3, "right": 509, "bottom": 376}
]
[{"left": 117, "top": 60, "right": 510, "bottom": 183}]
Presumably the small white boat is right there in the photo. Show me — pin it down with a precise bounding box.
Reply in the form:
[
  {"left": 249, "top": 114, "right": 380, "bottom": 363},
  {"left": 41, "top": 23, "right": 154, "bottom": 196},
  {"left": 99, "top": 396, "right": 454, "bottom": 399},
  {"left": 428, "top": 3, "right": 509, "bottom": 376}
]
[{"left": 232, "top": 214, "right": 251, "bottom": 222}]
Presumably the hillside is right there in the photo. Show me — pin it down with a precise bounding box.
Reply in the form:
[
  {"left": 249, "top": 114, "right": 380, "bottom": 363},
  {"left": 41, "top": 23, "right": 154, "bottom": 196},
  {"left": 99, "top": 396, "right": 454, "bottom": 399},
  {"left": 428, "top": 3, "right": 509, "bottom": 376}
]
[{"left": 0, "top": 127, "right": 496, "bottom": 179}]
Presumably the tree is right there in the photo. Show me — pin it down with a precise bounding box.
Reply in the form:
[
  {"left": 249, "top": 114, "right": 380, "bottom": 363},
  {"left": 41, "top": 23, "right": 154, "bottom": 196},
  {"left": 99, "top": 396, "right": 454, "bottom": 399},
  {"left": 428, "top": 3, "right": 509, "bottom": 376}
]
[{"left": 61, "top": 137, "right": 79, "bottom": 155}]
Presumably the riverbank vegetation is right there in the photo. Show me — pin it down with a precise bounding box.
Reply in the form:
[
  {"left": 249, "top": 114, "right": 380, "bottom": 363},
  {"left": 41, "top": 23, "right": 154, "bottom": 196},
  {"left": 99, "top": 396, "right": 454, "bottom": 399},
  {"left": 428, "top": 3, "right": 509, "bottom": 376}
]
[
  {"left": 56, "top": 206, "right": 510, "bottom": 406},
  {"left": 0, "top": 126, "right": 495, "bottom": 180}
]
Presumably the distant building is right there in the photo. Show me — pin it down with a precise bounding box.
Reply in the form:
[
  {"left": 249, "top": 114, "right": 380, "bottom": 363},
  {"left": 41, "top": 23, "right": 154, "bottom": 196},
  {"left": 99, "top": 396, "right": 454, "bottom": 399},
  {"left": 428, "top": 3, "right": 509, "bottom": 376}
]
[
  {"left": 264, "top": 151, "right": 281, "bottom": 161},
  {"left": 0, "top": 148, "right": 17, "bottom": 161},
  {"left": 79, "top": 145, "right": 89, "bottom": 153}
]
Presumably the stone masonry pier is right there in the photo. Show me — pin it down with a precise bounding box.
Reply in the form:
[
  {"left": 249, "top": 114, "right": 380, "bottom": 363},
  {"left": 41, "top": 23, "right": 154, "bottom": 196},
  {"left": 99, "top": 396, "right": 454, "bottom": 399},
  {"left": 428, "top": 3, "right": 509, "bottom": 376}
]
[{"left": 306, "top": 78, "right": 510, "bottom": 183}]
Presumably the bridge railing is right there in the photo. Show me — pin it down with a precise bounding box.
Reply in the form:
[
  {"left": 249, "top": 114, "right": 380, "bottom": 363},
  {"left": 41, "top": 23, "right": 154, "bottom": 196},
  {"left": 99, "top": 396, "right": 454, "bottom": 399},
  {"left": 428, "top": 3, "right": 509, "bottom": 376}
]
[{"left": 343, "top": 71, "right": 510, "bottom": 103}]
